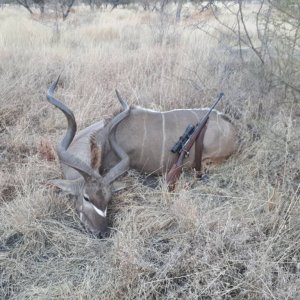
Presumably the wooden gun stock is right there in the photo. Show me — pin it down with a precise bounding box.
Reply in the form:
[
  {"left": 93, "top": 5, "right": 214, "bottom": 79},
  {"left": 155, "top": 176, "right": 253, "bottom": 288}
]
[
  {"left": 166, "top": 122, "right": 208, "bottom": 191},
  {"left": 166, "top": 93, "right": 224, "bottom": 191}
]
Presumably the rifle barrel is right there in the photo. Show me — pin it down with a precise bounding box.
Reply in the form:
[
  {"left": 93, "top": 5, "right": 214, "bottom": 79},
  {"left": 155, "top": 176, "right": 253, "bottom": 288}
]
[{"left": 200, "top": 92, "right": 224, "bottom": 124}]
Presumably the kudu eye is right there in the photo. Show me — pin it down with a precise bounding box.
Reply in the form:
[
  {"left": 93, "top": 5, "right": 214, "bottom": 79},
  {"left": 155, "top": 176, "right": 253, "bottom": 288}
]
[{"left": 83, "top": 194, "right": 90, "bottom": 202}]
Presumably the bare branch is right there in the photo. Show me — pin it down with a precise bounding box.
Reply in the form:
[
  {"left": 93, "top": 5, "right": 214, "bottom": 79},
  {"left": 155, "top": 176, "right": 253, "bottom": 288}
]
[
  {"left": 238, "top": 0, "right": 264, "bottom": 64},
  {"left": 16, "top": 0, "right": 33, "bottom": 14},
  {"left": 62, "top": 0, "right": 75, "bottom": 21}
]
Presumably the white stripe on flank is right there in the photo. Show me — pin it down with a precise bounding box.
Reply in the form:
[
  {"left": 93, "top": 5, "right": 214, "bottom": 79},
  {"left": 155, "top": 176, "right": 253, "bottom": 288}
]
[
  {"left": 160, "top": 113, "right": 166, "bottom": 168},
  {"left": 139, "top": 114, "right": 147, "bottom": 163},
  {"left": 217, "top": 114, "right": 223, "bottom": 156},
  {"left": 92, "top": 205, "right": 107, "bottom": 218},
  {"left": 135, "top": 106, "right": 223, "bottom": 115}
]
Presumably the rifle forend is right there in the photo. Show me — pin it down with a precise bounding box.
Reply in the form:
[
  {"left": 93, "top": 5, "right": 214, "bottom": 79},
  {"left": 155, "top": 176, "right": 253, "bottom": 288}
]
[{"left": 166, "top": 92, "right": 225, "bottom": 191}]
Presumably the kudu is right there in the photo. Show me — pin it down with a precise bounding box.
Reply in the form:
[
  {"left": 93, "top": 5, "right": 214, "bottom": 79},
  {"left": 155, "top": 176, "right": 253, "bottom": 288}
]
[{"left": 47, "top": 78, "right": 235, "bottom": 237}]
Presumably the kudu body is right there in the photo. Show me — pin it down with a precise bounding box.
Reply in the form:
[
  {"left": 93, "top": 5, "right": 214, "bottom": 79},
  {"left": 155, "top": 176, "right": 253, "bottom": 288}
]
[
  {"left": 103, "top": 106, "right": 235, "bottom": 174},
  {"left": 47, "top": 79, "right": 235, "bottom": 237}
]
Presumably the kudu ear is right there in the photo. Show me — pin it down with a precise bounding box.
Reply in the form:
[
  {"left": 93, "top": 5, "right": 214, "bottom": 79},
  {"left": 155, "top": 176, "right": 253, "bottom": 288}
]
[
  {"left": 90, "top": 134, "right": 102, "bottom": 171},
  {"left": 49, "top": 178, "right": 84, "bottom": 196}
]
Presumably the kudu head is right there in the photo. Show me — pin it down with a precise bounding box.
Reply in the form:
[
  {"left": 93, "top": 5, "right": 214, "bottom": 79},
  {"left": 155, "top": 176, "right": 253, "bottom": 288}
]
[{"left": 47, "top": 77, "right": 130, "bottom": 237}]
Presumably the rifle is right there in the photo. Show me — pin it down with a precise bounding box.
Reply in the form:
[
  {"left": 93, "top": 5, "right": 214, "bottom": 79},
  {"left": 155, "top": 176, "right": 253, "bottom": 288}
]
[{"left": 166, "top": 93, "right": 224, "bottom": 191}]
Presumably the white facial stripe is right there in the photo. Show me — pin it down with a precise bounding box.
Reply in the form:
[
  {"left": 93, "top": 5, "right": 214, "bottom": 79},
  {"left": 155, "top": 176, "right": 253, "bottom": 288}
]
[
  {"left": 92, "top": 204, "right": 107, "bottom": 218},
  {"left": 79, "top": 212, "right": 84, "bottom": 222},
  {"left": 82, "top": 195, "right": 107, "bottom": 218}
]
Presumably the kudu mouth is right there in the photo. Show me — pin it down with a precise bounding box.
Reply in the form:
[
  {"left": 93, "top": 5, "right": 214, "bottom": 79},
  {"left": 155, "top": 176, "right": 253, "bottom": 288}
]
[
  {"left": 95, "top": 230, "right": 110, "bottom": 239},
  {"left": 79, "top": 207, "right": 110, "bottom": 238},
  {"left": 91, "top": 217, "right": 110, "bottom": 239},
  {"left": 98, "top": 227, "right": 111, "bottom": 239}
]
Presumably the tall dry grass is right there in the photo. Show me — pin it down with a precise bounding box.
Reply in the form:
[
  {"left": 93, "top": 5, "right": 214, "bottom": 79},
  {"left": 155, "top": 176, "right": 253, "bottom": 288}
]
[{"left": 0, "top": 4, "right": 299, "bottom": 299}]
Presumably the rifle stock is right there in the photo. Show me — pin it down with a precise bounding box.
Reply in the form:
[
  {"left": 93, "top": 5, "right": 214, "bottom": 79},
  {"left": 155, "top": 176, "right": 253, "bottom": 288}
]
[
  {"left": 166, "top": 93, "right": 224, "bottom": 191},
  {"left": 166, "top": 151, "right": 187, "bottom": 191}
]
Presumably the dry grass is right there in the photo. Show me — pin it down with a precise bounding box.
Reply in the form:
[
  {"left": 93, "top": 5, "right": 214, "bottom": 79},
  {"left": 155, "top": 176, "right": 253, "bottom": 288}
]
[{"left": 1, "top": 4, "right": 300, "bottom": 299}]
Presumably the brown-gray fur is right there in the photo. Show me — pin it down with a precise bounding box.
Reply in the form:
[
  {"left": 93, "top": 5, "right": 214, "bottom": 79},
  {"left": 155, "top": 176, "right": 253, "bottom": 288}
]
[{"left": 98, "top": 107, "right": 235, "bottom": 174}]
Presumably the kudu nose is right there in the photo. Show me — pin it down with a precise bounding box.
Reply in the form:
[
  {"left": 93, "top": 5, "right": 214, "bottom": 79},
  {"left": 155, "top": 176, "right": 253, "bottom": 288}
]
[{"left": 98, "top": 227, "right": 111, "bottom": 239}]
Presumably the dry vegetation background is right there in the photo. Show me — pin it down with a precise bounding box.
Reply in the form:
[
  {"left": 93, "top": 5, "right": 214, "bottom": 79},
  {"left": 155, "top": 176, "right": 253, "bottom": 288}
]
[{"left": 0, "top": 2, "right": 300, "bottom": 299}]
